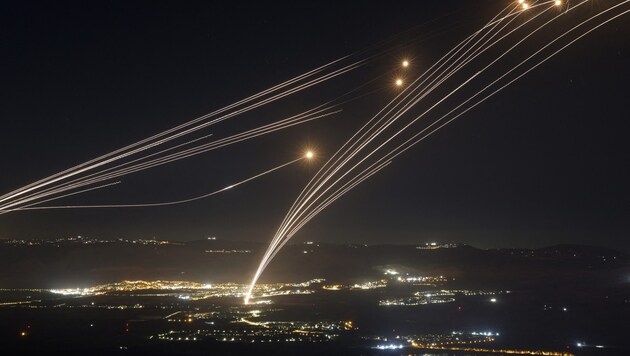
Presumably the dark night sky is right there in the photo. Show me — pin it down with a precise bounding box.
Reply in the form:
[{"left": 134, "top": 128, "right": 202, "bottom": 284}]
[{"left": 1, "top": 1, "right": 628, "bottom": 250}]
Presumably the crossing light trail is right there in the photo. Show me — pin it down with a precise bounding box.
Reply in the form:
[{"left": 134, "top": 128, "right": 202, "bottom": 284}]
[
  {"left": 8, "top": 153, "right": 314, "bottom": 212},
  {"left": 244, "top": 0, "right": 630, "bottom": 304},
  {"left": 0, "top": 72, "right": 388, "bottom": 214},
  {"left": 0, "top": 13, "right": 468, "bottom": 214},
  {"left": 0, "top": 64, "right": 392, "bottom": 214},
  {"left": 247, "top": 2, "right": 527, "bottom": 297},
  {"left": 243, "top": 159, "right": 391, "bottom": 304},
  {"left": 0, "top": 62, "right": 361, "bottom": 209},
  {"left": 0, "top": 107, "right": 340, "bottom": 213}
]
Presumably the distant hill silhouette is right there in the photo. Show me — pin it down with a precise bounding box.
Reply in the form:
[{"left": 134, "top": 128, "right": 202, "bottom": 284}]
[{"left": 0, "top": 238, "right": 628, "bottom": 289}]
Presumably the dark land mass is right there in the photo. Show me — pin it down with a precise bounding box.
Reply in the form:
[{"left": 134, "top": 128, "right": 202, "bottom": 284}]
[
  {"left": 0, "top": 238, "right": 628, "bottom": 289},
  {"left": 1, "top": 239, "right": 629, "bottom": 355}
]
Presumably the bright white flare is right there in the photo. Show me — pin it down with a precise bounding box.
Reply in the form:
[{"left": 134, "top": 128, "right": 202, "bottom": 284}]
[
  {"left": 395, "top": 78, "right": 403, "bottom": 86},
  {"left": 402, "top": 60, "right": 409, "bottom": 67},
  {"left": 305, "top": 151, "right": 314, "bottom": 159}
]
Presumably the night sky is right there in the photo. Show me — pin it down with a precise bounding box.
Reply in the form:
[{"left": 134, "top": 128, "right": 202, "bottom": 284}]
[{"left": 1, "top": 1, "right": 628, "bottom": 251}]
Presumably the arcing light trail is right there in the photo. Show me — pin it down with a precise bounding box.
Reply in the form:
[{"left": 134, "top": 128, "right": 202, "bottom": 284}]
[
  {"left": 8, "top": 154, "right": 312, "bottom": 212},
  {"left": 245, "top": 1, "right": 532, "bottom": 302},
  {"left": 244, "top": 0, "right": 630, "bottom": 304},
  {"left": 0, "top": 15, "right": 460, "bottom": 214},
  {"left": 247, "top": 0, "right": 592, "bottom": 303},
  {"left": 0, "top": 107, "right": 339, "bottom": 214},
  {"left": 0, "top": 61, "right": 356, "bottom": 212},
  {"left": 0, "top": 77, "right": 386, "bottom": 213}
]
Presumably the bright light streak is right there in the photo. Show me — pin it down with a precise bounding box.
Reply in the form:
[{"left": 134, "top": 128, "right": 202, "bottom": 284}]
[
  {"left": 13, "top": 156, "right": 307, "bottom": 211},
  {"left": 522, "top": 3, "right": 529, "bottom": 10},
  {"left": 244, "top": 0, "right": 630, "bottom": 305},
  {"left": 0, "top": 56, "right": 366, "bottom": 210}
]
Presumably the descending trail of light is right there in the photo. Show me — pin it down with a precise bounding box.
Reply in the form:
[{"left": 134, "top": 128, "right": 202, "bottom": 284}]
[
  {"left": 0, "top": 56, "right": 352, "bottom": 205},
  {"left": 260, "top": 0, "right": 567, "bottom": 280},
  {"left": 0, "top": 60, "right": 366, "bottom": 209},
  {"left": 0, "top": 52, "right": 395, "bottom": 214},
  {"left": 0, "top": 7, "right": 481, "bottom": 214},
  {"left": 245, "top": 0, "right": 629, "bottom": 304},
  {"left": 0, "top": 109, "right": 340, "bottom": 212},
  {"left": 0, "top": 15, "right": 465, "bottom": 210},
  {"left": 299, "top": 0, "right": 559, "bottom": 204},
  {"left": 266, "top": 4, "right": 517, "bottom": 269},
  {"left": 355, "top": 0, "right": 630, "bottom": 204},
  {"left": 260, "top": 0, "right": 525, "bottom": 271},
  {"left": 381, "top": 0, "right": 630, "bottom": 165},
  {"left": 243, "top": 160, "right": 391, "bottom": 304},
  {"left": 264, "top": 0, "right": 572, "bottom": 274},
  {"left": 252, "top": 17, "right": 512, "bottom": 298},
  {"left": 296, "top": 0, "right": 625, "bottom": 218},
  {"left": 9, "top": 156, "right": 306, "bottom": 212},
  {"left": 1, "top": 69, "right": 391, "bottom": 213},
  {"left": 1, "top": 181, "right": 124, "bottom": 213},
  {"left": 274, "top": 1, "right": 519, "bottom": 226},
  {"left": 262, "top": 161, "right": 393, "bottom": 270},
  {"left": 248, "top": 3, "right": 521, "bottom": 303},
  {"left": 264, "top": 72, "right": 478, "bottom": 273}
]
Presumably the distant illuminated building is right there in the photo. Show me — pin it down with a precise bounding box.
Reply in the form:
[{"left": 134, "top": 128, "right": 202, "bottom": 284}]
[{"left": 416, "top": 242, "right": 459, "bottom": 250}]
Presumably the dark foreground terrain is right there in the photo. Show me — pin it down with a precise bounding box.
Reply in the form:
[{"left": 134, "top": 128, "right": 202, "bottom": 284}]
[{"left": 1, "top": 238, "right": 628, "bottom": 355}]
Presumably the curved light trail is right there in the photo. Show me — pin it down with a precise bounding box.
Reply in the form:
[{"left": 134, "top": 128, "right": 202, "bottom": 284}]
[{"left": 245, "top": 0, "right": 630, "bottom": 304}]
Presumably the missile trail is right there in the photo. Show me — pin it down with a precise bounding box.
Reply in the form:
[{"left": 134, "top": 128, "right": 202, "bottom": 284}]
[
  {"left": 259, "top": 0, "right": 556, "bottom": 281},
  {"left": 245, "top": 0, "right": 630, "bottom": 303},
  {"left": 267, "top": 0, "right": 567, "bottom": 261},
  {"left": 0, "top": 108, "right": 340, "bottom": 212},
  {"left": 0, "top": 14, "right": 465, "bottom": 211},
  {"left": 243, "top": 159, "right": 391, "bottom": 304},
  {"left": 9, "top": 156, "right": 309, "bottom": 212},
  {"left": 251, "top": 4, "right": 525, "bottom": 295}
]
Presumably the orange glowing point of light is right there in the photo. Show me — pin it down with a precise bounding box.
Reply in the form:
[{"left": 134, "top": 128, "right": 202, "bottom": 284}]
[
  {"left": 305, "top": 151, "right": 314, "bottom": 159},
  {"left": 402, "top": 60, "right": 409, "bottom": 68},
  {"left": 395, "top": 78, "right": 403, "bottom": 87},
  {"left": 522, "top": 3, "right": 529, "bottom": 10},
  {"left": 554, "top": 0, "right": 561, "bottom": 6},
  {"left": 518, "top": 0, "right": 525, "bottom": 3}
]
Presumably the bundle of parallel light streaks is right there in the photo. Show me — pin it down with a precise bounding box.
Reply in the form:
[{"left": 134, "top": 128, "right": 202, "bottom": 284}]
[
  {"left": 0, "top": 59, "right": 357, "bottom": 214},
  {"left": 244, "top": 0, "right": 630, "bottom": 304},
  {"left": 0, "top": 18, "right": 461, "bottom": 214}
]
